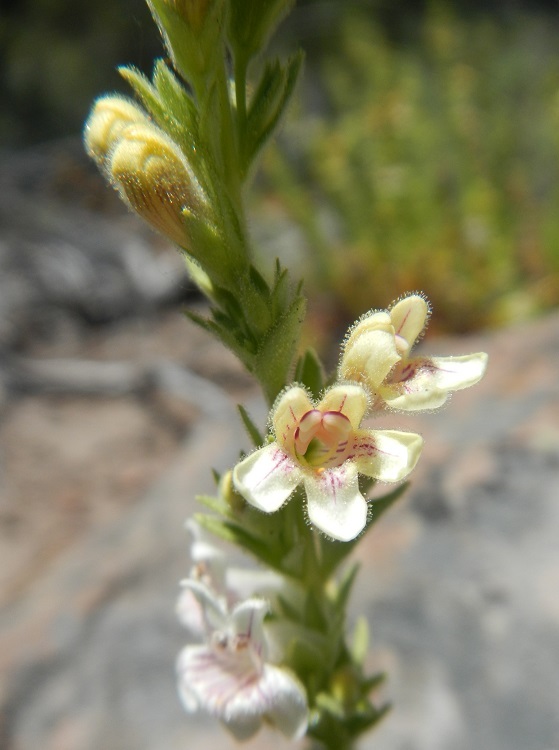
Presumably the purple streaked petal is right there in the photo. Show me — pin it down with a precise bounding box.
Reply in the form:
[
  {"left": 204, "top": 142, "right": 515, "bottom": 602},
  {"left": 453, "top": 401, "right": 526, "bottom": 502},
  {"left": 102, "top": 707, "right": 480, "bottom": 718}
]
[
  {"left": 303, "top": 463, "right": 367, "bottom": 541},
  {"left": 233, "top": 444, "right": 302, "bottom": 513},
  {"left": 353, "top": 429, "right": 423, "bottom": 482}
]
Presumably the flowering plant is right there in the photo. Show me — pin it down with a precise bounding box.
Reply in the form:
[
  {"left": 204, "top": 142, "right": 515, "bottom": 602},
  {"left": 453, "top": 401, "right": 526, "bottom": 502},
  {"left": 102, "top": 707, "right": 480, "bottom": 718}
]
[{"left": 85, "top": 2, "right": 488, "bottom": 748}]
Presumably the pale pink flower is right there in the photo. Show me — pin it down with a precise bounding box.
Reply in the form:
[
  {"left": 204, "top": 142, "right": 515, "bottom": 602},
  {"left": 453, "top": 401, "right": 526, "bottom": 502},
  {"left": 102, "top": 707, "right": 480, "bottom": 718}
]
[{"left": 177, "top": 581, "right": 308, "bottom": 741}]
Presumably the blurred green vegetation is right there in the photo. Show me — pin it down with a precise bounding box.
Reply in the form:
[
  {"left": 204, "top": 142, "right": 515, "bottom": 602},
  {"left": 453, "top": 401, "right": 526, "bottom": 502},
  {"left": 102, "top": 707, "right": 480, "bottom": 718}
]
[
  {"left": 0, "top": 0, "right": 160, "bottom": 146},
  {"left": 256, "top": 3, "right": 559, "bottom": 333},
  {"left": 2, "top": 0, "right": 559, "bottom": 334}
]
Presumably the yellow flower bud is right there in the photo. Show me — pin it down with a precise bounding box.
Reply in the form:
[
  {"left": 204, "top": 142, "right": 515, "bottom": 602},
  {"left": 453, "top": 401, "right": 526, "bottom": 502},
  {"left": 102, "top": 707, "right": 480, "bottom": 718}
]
[
  {"left": 108, "top": 122, "right": 205, "bottom": 247},
  {"left": 84, "top": 95, "right": 148, "bottom": 168}
]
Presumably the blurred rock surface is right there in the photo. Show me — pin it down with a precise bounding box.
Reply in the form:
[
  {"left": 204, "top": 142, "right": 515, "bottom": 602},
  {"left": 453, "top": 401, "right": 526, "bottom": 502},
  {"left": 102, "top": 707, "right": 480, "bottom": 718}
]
[{"left": 0, "top": 142, "right": 558, "bottom": 750}]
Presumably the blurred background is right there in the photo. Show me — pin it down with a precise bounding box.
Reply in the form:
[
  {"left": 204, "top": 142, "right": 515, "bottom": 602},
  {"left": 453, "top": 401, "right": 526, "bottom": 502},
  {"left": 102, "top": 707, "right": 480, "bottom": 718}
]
[{"left": 1, "top": 1, "right": 559, "bottom": 749}]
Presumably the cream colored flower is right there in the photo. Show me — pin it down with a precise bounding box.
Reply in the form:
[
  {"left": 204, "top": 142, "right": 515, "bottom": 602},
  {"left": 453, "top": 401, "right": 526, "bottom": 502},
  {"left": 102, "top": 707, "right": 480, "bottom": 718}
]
[
  {"left": 340, "top": 294, "right": 488, "bottom": 411},
  {"left": 233, "top": 383, "right": 423, "bottom": 541}
]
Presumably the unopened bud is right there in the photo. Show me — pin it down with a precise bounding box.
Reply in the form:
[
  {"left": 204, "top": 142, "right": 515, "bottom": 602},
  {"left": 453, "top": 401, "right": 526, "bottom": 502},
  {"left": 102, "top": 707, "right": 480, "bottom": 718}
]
[
  {"left": 108, "top": 122, "right": 205, "bottom": 247},
  {"left": 339, "top": 311, "right": 400, "bottom": 388},
  {"left": 84, "top": 95, "right": 148, "bottom": 168}
]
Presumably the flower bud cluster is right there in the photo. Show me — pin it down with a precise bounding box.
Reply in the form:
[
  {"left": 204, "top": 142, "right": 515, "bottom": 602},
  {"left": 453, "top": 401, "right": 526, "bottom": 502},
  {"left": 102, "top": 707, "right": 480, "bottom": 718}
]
[{"left": 85, "top": 95, "right": 206, "bottom": 249}]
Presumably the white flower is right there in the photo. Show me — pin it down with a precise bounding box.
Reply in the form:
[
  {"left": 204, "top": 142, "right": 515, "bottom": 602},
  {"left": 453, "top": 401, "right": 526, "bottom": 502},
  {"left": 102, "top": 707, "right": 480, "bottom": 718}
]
[
  {"left": 340, "top": 293, "right": 488, "bottom": 411},
  {"left": 177, "top": 581, "right": 308, "bottom": 741},
  {"left": 232, "top": 383, "right": 423, "bottom": 541}
]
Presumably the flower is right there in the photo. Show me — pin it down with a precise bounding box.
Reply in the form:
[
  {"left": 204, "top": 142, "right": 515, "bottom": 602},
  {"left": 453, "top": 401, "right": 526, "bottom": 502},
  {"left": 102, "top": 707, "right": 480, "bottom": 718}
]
[
  {"left": 177, "top": 581, "right": 308, "bottom": 741},
  {"left": 232, "top": 383, "right": 423, "bottom": 541},
  {"left": 340, "top": 293, "right": 488, "bottom": 411}
]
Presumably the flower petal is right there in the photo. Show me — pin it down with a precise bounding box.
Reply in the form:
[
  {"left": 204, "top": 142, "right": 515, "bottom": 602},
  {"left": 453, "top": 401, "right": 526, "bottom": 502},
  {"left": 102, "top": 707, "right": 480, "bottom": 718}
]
[
  {"left": 389, "top": 294, "right": 429, "bottom": 353},
  {"left": 233, "top": 444, "right": 302, "bottom": 513},
  {"left": 382, "top": 352, "right": 488, "bottom": 411},
  {"left": 263, "top": 665, "right": 309, "bottom": 739},
  {"left": 318, "top": 383, "right": 370, "bottom": 428},
  {"left": 427, "top": 353, "right": 488, "bottom": 390},
  {"left": 340, "top": 320, "right": 400, "bottom": 388},
  {"left": 177, "top": 645, "right": 308, "bottom": 741},
  {"left": 353, "top": 429, "right": 423, "bottom": 482},
  {"left": 178, "top": 579, "right": 228, "bottom": 633},
  {"left": 272, "top": 386, "right": 313, "bottom": 451},
  {"left": 303, "top": 463, "right": 367, "bottom": 541},
  {"left": 176, "top": 644, "right": 261, "bottom": 737},
  {"left": 231, "top": 598, "right": 268, "bottom": 656}
]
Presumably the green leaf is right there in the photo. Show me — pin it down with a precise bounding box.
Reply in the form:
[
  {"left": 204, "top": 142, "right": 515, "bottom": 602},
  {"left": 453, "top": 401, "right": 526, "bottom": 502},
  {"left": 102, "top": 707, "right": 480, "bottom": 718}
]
[
  {"left": 194, "top": 513, "right": 280, "bottom": 567},
  {"left": 294, "top": 347, "right": 325, "bottom": 398},
  {"left": 335, "top": 562, "right": 360, "bottom": 611},
  {"left": 253, "top": 293, "right": 306, "bottom": 403},
  {"left": 228, "top": 0, "right": 295, "bottom": 60},
  {"left": 350, "top": 616, "right": 369, "bottom": 666},
  {"left": 318, "top": 483, "right": 408, "bottom": 579},
  {"left": 304, "top": 589, "right": 330, "bottom": 633},
  {"left": 245, "top": 52, "right": 304, "bottom": 169},
  {"left": 237, "top": 404, "right": 265, "bottom": 446},
  {"left": 362, "top": 672, "right": 387, "bottom": 695}
]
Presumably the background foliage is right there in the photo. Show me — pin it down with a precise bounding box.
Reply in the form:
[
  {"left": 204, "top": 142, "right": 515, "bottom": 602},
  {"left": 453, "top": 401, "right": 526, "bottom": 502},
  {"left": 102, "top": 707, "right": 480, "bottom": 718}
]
[{"left": 2, "top": 0, "right": 559, "bottom": 336}]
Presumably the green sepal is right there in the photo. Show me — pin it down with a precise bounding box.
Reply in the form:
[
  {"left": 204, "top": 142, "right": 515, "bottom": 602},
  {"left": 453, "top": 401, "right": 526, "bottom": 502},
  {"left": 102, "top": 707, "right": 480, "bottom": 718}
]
[
  {"left": 244, "top": 52, "right": 304, "bottom": 171},
  {"left": 295, "top": 347, "right": 325, "bottom": 399},
  {"left": 119, "top": 62, "right": 200, "bottom": 157},
  {"left": 237, "top": 404, "right": 265, "bottom": 447}
]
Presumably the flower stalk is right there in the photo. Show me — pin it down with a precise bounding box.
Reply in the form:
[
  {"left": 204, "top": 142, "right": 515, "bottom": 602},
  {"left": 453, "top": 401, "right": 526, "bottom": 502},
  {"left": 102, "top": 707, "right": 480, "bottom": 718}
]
[{"left": 84, "top": 2, "right": 488, "bottom": 748}]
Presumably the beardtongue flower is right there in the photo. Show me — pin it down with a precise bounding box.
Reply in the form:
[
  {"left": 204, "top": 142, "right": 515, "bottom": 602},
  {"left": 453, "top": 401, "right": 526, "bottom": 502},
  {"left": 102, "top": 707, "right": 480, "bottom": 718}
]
[
  {"left": 176, "top": 581, "right": 308, "bottom": 741},
  {"left": 232, "top": 383, "right": 423, "bottom": 541},
  {"left": 340, "top": 293, "right": 488, "bottom": 411}
]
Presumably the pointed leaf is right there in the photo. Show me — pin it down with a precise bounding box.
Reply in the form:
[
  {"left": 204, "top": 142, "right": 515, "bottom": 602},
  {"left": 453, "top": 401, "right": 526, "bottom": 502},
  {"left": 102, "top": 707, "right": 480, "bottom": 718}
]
[
  {"left": 294, "top": 347, "right": 325, "bottom": 399},
  {"left": 350, "top": 616, "right": 369, "bottom": 666},
  {"left": 237, "top": 404, "right": 265, "bottom": 446}
]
